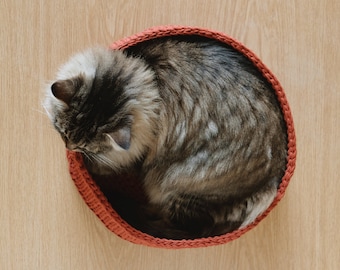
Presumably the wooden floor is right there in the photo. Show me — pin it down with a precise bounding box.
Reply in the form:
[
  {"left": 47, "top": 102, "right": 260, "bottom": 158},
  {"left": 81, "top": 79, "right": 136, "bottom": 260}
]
[{"left": 1, "top": 0, "right": 339, "bottom": 269}]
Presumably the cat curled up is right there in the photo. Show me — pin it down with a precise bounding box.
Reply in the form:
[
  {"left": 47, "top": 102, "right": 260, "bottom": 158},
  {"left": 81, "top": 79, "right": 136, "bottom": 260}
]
[{"left": 44, "top": 37, "right": 287, "bottom": 240}]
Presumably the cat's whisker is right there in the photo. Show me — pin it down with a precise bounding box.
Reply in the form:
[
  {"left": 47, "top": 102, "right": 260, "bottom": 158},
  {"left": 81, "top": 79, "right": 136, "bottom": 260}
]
[
  {"left": 86, "top": 152, "right": 115, "bottom": 170},
  {"left": 81, "top": 151, "right": 92, "bottom": 162},
  {"left": 96, "top": 155, "right": 116, "bottom": 170},
  {"left": 31, "top": 107, "right": 48, "bottom": 116}
]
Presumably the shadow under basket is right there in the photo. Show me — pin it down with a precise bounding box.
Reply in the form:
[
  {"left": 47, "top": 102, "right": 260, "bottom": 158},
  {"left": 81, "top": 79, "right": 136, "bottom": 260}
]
[{"left": 66, "top": 26, "right": 297, "bottom": 249}]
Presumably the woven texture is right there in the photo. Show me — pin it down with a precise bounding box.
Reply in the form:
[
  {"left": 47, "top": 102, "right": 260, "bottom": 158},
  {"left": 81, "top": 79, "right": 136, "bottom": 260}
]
[{"left": 67, "top": 25, "right": 297, "bottom": 249}]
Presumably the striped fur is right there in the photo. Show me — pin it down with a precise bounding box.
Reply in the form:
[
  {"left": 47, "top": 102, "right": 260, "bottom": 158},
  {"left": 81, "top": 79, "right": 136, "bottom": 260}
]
[{"left": 44, "top": 37, "right": 287, "bottom": 239}]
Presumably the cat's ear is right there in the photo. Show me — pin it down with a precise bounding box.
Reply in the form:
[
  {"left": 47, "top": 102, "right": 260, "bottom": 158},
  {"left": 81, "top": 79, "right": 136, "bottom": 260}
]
[
  {"left": 51, "top": 77, "right": 83, "bottom": 105},
  {"left": 107, "top": 126, "right": 131, "bottom": 150}
]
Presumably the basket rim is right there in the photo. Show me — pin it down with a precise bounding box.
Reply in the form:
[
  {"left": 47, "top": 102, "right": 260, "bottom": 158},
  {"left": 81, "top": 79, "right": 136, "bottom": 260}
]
[{"left": 67, "top": 25, "right": 297, "bottom": 249}]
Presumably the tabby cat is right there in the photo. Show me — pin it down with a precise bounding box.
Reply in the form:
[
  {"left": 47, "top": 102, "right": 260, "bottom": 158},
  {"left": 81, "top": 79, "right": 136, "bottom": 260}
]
[{"left": 44, "top": 36, "right": 287, "bottom": 240}]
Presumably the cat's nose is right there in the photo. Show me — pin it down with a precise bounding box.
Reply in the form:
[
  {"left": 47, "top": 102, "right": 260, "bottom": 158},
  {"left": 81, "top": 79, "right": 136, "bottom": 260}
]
[{"left": 65, "top": 142, "right": 78, "bottom": 151}]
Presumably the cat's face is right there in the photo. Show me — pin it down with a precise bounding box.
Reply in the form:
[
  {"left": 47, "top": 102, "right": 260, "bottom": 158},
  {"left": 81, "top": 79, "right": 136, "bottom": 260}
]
[
  {"left": 44, "top": 47, "right": 160, "bottom": 171},
  {"left": 46, "top": 75, "right": 132, "bottom": 154},
  {"left": 44, "top": 48, "right": 135, "bottom": 156}
]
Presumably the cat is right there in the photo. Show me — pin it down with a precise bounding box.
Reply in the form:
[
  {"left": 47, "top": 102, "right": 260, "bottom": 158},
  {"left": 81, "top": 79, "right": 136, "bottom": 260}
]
[{"left": 44, "top": 36, "right": 287, "bottom": 240}]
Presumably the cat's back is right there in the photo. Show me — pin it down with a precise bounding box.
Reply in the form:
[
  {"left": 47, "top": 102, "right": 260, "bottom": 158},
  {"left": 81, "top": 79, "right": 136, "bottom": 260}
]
[
  {"left": 125, "top": 36, "right": 250, "bottom": 84},
  {"left": 125, "top": 37, "right": 287, "bottom": 199},
  {"left": 125, "top": 37, "right": 276, "bottom": 112}
]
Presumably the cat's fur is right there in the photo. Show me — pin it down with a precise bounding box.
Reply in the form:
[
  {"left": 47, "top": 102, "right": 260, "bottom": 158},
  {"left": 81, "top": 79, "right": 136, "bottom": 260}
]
[{"left": 44, "top": 37, "right": 287, "bottom": 240}]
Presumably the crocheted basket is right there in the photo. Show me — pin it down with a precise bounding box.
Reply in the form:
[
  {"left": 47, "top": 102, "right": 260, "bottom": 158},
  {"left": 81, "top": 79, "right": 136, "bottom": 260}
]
[{"left": 67, "top": 26, "right": 296, "bottom": 249}]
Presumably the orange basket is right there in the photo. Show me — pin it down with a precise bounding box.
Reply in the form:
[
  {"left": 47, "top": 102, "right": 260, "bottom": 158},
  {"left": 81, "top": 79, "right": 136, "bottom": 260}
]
[{"left": 67, "top": 26, "right": 296, "bottom": 249}]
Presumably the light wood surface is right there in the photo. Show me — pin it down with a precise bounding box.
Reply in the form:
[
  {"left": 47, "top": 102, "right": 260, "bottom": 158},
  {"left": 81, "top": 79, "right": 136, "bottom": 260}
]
[{"left": 1, "top": 0, "right": 339, "bottom": 269}]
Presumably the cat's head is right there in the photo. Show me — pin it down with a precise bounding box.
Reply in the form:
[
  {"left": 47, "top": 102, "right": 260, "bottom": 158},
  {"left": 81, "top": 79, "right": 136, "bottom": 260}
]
[{"left": 44, "top": 47, "right": 159, "bottom": 169}]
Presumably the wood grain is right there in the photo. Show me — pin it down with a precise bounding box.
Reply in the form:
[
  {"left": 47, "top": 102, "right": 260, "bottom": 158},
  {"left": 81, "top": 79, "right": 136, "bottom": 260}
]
[{"left": 1, "top": 0, "right": 339, "bottom": 269}]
